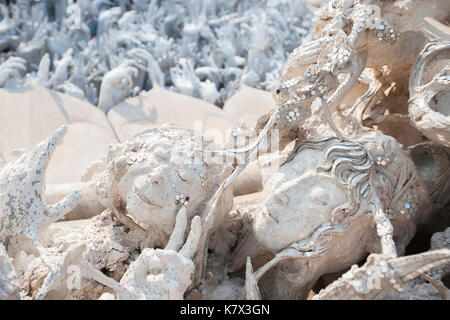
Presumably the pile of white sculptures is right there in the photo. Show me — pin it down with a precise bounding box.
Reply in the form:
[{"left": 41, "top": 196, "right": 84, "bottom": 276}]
[
  {"left": 1, "top": 0, "right": 450, "bottom": 300},
  {"left": 0, "top": 0, "right": 312, "bottom": 109}
]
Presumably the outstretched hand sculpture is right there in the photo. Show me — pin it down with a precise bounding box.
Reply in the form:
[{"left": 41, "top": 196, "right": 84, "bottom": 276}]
[
  {"left": 117, "top": 207, "right": 202, "bottom": 300},
  {"left": 0, "top": 56, "right": 26, "bottom": 87},
  {"left": 0, "top": 126, "right": 81, "bottom": 256},
  {"left": 409, "top": 41, "right": 450, "bottom": 147},
  {"left": 97, "top": 60, "right": 139, "bottom": 113}
]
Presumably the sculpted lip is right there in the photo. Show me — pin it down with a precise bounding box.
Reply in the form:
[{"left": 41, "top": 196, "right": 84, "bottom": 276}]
[{"left": 133, "top": 186, "right": 162, "bottom": 208}]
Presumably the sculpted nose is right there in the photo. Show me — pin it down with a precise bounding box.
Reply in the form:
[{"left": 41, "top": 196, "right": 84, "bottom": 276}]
[{"left": 148, "top": 171, "right": 164, "bottom": 185}]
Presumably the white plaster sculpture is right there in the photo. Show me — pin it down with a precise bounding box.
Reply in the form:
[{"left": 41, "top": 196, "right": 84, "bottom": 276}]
[
  {"left": 0, "top": 0, "right": 313, "bottom": 107},
  {"left": 2, "top": 124, "right": 234, "bottom": 300},
  {"left": 235, "top": 131, "right": 435, "bottom": 299},
  {"left": 0, "top": 125, "right": 81, "bottom": 255},
  {"left": 4, "top": 125, "right": 447, "bottom": 300},
  {"left": 311, "top": 227, "right": 450, "bottom": 300}
]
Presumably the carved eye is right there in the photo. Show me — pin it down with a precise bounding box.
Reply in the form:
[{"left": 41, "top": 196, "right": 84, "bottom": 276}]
[
  {"left": 273, "top": 193, "right": 289, "bottom": 206},
  {"left": 149, "top": 171, "right": 164, "bottom": 185},
  {"left": 311, "top": 187, "right": 329, "bottom": 205},
  {"left": 176, "top": 169, "right": 189, "bottom": 182}
]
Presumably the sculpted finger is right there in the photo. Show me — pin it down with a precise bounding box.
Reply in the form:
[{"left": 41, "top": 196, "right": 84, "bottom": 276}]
[
  {"left": 302, "top": 38, "right": 324, "bottom": 51},
  {"left": 3, "top": 58, "right": 24, "bottom": 69},
  {"left": 47, "top": 191, "right": 82, "bottom": 223},
  {"left": 126, "top": 67, "right": 138, "bottom": 78},
  {"left": 129, "top": 48, "right": 151, "bottom": 63},
  {"left": 80, "top": 159, "right": 106, "bottom": 182},
  {"left": 5, "top": 68, "right": 22, "bottom": 79},
  {"left": 8, "top": 57, "right": 26, "bottom": 64},
  {"left": 179, "top": 215, "right": 202, "bottom": 259},
  {"left": 148, "top": 278, "right": 180, "bottom": 299},
  {"left": 165, "top": 207, "right": 188, "bottom": 251},
  {"left": 245, "top": 257, "right": 261, "bottom": 300},
  {"left": 7, "top": 61, "right": 27, "bottom": 72},
  {"left": 16, "top": 140, "right": 45, "bottom": 165},
  {"left": 30, "top": 125, "right": 68, "bottom": 188}
]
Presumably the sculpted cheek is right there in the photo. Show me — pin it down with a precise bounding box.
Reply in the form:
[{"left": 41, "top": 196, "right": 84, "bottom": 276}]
[{"left": 310, "top": 186, "right": 330, "bottom": 206}]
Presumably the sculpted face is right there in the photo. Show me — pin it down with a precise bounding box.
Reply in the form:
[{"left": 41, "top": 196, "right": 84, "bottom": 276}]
[
  {"left": 119, "top": 154, "right": 206, "bottom": 235},
  {"left": 98, "top": 126, "right": 217, "bottom": 237},
  {"left": 253, "top": 148, "right": 348, "bottom": 252}
]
